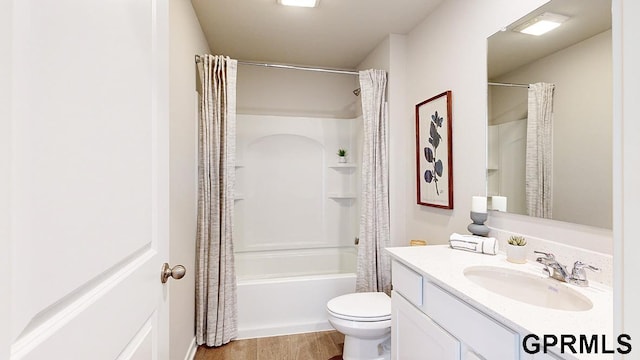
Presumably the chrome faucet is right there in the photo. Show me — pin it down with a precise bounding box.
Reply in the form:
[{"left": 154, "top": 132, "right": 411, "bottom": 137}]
[
  {"left": 570, "top": 261, "right": 601, "bottom": 287},
  {"left": 534, "top": 251, "right": 600, "bottom": 287},
  {"left": 534, "top": 251, "right": 569, "bottom": 282}
]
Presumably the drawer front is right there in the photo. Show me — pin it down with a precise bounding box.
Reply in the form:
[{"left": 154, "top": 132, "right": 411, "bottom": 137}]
[
  {"left": 424, "top": 281, "right": 519, "bottom": 360},
  {"left": 392, "top": 261, "right": 423, "bottom": 306}
]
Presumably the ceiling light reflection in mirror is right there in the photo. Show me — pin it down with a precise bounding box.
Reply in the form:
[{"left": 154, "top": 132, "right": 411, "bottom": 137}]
[{"left": 514, "top": 12, "right": 569, "bottom": 36}]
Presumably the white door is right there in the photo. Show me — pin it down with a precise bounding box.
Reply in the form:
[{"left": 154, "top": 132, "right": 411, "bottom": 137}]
[{"left": 1, "top": 0, "right": 171, "bottom": 359}]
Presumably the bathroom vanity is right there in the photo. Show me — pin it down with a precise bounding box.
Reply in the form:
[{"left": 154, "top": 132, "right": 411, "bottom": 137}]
[{"left": 386, "top": 245, "right": 613, "bottom": 360}]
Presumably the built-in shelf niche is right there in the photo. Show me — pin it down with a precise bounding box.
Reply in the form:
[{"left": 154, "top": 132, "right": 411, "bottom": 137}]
[{"left": 327, "top": 162, "right": 357, "bottom": 201}]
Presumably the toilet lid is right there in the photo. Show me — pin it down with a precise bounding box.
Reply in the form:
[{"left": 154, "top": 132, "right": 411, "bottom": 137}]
[{"left": 327, "top": 292, "right": 391, "bottom": 321}]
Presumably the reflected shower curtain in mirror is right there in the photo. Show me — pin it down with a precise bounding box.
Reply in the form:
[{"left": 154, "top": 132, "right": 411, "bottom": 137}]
[
  {"left": 525, "top": 82, "right": 555, "bottom": 219},
  {"left": 195, "top": 55, "right": 238, "bottom": 346},
  {"left": 356, "top": 69, "right": 391, "bottom": 295}
]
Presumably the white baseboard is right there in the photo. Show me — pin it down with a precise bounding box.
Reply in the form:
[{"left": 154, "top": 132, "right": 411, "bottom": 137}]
[
  {"left": 237, "top": 320, "right": 334, "bottom": 340},
  {"left": 183, "top": 337, "right": 197, "bottom": 360}
]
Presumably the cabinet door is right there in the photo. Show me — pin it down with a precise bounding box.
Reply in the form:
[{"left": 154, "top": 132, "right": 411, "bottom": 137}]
[
  {"left": 424, "top": 282, "right": 519, "bottom": 359},
  {"left": 392, "top": 291, "right": 460, "bottom": 360}
]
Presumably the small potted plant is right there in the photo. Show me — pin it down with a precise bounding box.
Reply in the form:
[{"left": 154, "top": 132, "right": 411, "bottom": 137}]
[
  {"left": 337, "top": 148, "right": 348, "bottom": 163},
  {"left": 506, "top": 235, "right": 527, "bottom": 264}
]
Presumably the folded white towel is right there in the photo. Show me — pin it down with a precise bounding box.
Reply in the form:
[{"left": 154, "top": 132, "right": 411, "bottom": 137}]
[{"left": 449, "top": 233, "right": 498, "bottom": 255}]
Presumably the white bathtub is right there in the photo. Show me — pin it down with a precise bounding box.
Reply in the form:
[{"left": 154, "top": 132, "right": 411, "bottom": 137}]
[{"left": 236, "top": 247, "right": 357, "bottom": 339}]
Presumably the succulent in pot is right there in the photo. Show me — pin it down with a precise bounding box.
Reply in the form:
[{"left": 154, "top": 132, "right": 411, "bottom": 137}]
[
  {"left": 508, "top": 235, "right": 527, "bottom": 246},
  {"left": 337, "top": 148, "right": 348, "bottom": 163},
  {"left": 506, "top": 235, "right": 527, "bottom": 264}
]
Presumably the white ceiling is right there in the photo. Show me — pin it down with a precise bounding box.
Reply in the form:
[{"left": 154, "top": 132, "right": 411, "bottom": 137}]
[
  {"left": 488, "top": 0, "right": 612, "bottom": 79},
  {"left": 190, "top": 0, "right": 445, "bottom": 69},
  {"left": 190, "top": 0, "right": 611, "bottom": 75}
]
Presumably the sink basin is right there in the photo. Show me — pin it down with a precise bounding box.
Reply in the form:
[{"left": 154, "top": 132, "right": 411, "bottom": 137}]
[{"left": 463, "top": 266, "right": 593, "bottom": 311}]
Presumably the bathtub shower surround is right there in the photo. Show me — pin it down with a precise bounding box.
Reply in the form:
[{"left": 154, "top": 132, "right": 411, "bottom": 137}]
[
  {"left": 234, "top": 113, "right": 360, "bottom": 337},
  {"left": 195, "top": 54, "right": 238, "bottom": 347},
  {"left": 235, "top": 114, "right": 359, "bottom": 253}
]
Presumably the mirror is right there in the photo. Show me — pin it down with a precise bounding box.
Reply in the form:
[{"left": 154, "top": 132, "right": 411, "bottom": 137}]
[{"left": 487, "top": 0, "right": 612, "bottom": 229}]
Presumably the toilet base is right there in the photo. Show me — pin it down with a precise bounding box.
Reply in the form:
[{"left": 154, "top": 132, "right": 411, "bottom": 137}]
[{"left": 342, "top": 334, "right": 391, "bottom": 360}]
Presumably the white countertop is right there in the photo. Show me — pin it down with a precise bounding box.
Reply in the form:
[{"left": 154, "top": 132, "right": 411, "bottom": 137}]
[{"left": 386, "top": 245, "right": 614, "bottom": 360}]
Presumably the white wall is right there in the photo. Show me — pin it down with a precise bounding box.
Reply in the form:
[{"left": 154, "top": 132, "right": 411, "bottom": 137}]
[
  {"left": 404, "top": 0, "right": 558, "bottom": 245},
  {"left": 169, "top": 1, "right": 210, "bottom": 359},
  {"left": 358, "top": 36, "right": 391, "bottom": 73},
  {"left": 399, "top": 0, "right": 612, "bottom": 252},
  {"left": 387, "top": 35, "right": 410, "bottom": 247},
  {"left": 236, "top": 64, "right": 359, "bottom": 119},
  {"left": 490, "top": 30, "right": 613, "bottom": 229},
  {"left": 357, "top": 34, "right": 410, "bottom": 247},
  {"left": 401, "top": 0, "right": 612, "bottom": 254}
]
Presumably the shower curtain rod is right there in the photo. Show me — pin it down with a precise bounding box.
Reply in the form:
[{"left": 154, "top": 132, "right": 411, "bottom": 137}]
[
  {"left": 488, "top": 82, "right": 529, "bottom": 88},
  {"left": 194, "top": 55, "right": 359, "bottom": 76}
]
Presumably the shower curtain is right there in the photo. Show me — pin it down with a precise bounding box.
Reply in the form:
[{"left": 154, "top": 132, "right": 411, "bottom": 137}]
[
  {"left": 195, "top": 55, "right": 238, "bottom": 346},
  {"left": 525, "top": 82, "right": 555, "bottom": 219},
  {"left": 356, "top": 69, "right": 391, "bottom": 295}
]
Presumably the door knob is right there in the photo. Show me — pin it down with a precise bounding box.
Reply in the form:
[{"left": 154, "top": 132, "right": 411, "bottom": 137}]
[{"left": 161, "top": 263, "right": 186, "bottom": 283}]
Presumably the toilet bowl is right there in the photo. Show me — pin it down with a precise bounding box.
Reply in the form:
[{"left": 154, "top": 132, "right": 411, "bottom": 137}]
[{"left": 327, "top": 292, "right": 391, "bottom": 360}]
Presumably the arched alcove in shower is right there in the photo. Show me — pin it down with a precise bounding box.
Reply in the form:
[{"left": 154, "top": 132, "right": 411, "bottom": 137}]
[{"left": 241, "top": 133, "right": 325, "bottom": 251}]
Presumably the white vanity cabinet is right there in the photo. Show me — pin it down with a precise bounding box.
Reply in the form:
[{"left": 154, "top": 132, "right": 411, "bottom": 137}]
[
  {"left": 391, "top": 291, "right": 460, "bottom": 359},
  {"left": 391, "top": 260, "right": 520, "bottom": 360}
]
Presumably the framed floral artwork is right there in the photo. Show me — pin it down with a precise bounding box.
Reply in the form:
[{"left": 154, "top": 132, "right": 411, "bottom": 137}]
[{"left": 415, "top": 90, "right": 453, "bottom": 209}]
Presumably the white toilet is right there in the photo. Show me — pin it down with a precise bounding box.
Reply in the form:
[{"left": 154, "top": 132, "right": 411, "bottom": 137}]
[{"left": 327, "top": 292, "right": 392, "bottom": 360}]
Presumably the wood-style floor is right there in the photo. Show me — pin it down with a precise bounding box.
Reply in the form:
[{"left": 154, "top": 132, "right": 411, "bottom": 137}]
[{"left": 194, "top": 330, "right": 344, "bottom": 360}]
